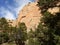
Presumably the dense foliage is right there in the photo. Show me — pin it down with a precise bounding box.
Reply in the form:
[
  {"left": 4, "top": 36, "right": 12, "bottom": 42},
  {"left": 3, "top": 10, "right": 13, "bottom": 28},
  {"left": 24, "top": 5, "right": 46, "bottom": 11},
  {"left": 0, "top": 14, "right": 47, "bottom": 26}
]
[
  {"left": 14, "top": 23, "right": 27, "bottom": 45},
  {"left": 34, "top": 12, "right": 60, "bottom": 45},
  {"left": 27, "top": 0, "right": 60, "bottom": 45},
  {"left": 38, "top": 0, "right": 60, "bottom": 13},
  {"left": 0, "top": 18, "right": 16, "bottom": 44}
]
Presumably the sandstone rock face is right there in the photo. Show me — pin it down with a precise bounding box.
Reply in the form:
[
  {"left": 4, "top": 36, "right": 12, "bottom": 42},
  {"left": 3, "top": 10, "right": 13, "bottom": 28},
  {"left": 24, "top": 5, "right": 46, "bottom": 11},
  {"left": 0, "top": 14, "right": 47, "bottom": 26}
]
[
  {"left": 48, "top": 7, "right": 60, "bottom": 15},
  {"left": 7, "top": 19, "right": 16, "bottom": 27},
  {"left": 48, "top": 2, "right": 60, "bottom": 15},
  {"left": 16, "top": 2, "right": 60, "bottom": 32},
  {"left": 17, "top": 2, "right": 42, "bottom": 32}
]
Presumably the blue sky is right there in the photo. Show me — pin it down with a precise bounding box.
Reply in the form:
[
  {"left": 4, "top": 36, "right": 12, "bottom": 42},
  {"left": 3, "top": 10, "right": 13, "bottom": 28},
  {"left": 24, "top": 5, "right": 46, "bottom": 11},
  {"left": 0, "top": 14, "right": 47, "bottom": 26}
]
[{"left": 0, "top": 0, "right": 35, "bottom": 20}]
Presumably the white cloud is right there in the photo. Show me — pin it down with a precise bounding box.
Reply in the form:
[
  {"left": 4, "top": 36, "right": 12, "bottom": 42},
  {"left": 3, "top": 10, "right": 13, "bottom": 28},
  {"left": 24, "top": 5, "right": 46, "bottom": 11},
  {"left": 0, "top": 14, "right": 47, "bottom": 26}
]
[
  {"left": 0, "top": 7, "right": 15, "bottom": 20},
  {"left": 0, "top": 0, "right": 33, "bottom": 20},
  {"left": 13, "top": 0, "right": 32, "bottom": 16},
  {"left": 14, "top": 0, "right": 31, "bottom": 4},
  {"left": 6, "top": 0, "right": 31, "bottom": 18}
]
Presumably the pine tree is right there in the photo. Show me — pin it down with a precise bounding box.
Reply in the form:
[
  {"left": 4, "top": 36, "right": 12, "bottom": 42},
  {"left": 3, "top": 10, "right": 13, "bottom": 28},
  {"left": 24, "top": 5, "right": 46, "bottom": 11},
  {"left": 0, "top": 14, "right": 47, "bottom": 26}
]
[{"left": 14, "top": 23, "right": 27, "bottom": 45}]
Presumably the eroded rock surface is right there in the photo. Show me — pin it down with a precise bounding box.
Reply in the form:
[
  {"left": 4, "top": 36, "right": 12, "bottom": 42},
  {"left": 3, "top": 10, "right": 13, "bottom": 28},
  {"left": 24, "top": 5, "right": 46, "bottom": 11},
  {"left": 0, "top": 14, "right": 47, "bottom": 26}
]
[{"left": 17, "top": 2, "right": 42, "bottom": 32}]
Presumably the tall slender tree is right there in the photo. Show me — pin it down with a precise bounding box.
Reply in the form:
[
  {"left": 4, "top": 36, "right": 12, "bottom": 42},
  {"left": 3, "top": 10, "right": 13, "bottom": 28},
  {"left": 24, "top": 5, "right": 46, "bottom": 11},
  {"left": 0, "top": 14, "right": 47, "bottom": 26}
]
[{"left": 14, "top": 23, "right": 27, "bottom": 45}]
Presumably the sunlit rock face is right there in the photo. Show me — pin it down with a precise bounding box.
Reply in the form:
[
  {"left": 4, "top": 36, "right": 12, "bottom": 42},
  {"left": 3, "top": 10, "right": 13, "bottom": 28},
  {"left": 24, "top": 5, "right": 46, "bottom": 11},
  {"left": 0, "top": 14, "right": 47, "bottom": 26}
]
[
  {"left": 7, "top": 19, "right": 16, "bottom": 27},
  {"left": 17, "top": 2, "right": 42, "bottom": 32},
  {"left": 48, "top": 7, "right": 60, "bottom": 15},
  {"left": 48, "top": 2, "right": 60, "bottom": 15},
  {"left": 16, "top": 2, "right": 60, "bottom": 32}
]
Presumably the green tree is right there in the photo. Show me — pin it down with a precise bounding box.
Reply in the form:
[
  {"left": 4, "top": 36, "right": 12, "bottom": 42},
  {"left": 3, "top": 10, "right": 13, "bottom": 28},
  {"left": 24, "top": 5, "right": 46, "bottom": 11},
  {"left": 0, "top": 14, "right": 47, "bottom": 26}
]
[
  {"left": 0, "top": 17, "right": 16, "bottom": 44},
  {"left": 27, "top": 38, "right": 40, "bottom": 45},
  {"left": 27, "top": 29, "right": 40, "bottom": 45},
  {"left": 14, "top": 23, "right": 27, "bottom": 45},
  {"left": 0, "top": 17, "right": 9, "bottom": 31},
  {"left": 37, "top": 0, "right": 60, "bottom": 45},
  {"left": 34, "top": 12, "right": 60, "bottom": 45},
  {"left": 26, "top": 13, "right": 60, "bottom": 45},
  {"left": 0, "top": 17, "right": 10, "bottom": 44},
  {"left": 38, "top": 0, "right": 60, "bottom": 13}
]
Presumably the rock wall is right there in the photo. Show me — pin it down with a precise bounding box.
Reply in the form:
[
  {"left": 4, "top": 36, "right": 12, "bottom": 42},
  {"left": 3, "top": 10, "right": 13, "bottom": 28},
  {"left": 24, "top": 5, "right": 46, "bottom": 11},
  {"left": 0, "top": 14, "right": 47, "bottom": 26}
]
[
  {"left": 17, "top": 2, "right": 42, "bottom": 32},
  {"left": 16, "top": 2, "right": 60, "bottom": 32}
]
